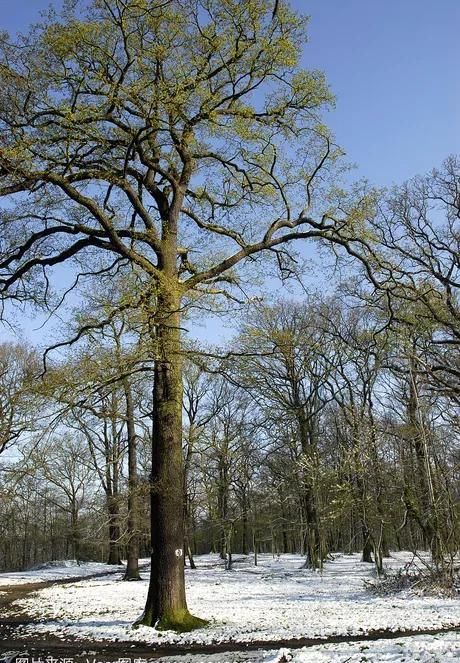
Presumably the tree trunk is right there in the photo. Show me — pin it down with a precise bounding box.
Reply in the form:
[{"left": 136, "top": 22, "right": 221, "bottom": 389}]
[
  {"left": 183, "top": 427, "right": 197, "bottom": 570},
  {"left": 368, "top": 407, "right": 390, "bottom": 558},
  {"left": 71, "top": 505, "right": 80, "bottom": 564},
  {"left": 218, "top": 458, "right": 229, "bottom": 559},
  {"left": 361, "top": 525, "right": 373, "bottom": 563},
  {"left": 184, "top": 498, "right": 197, "bottom": 570},
  {"left": 140, "top": 288, "right": 205, "bottom": 631},
  {"left": 406, "top": 364, "right": 442, "bottom": 565},
  {"left": 186, "top": 541, "right": 196, "bottom": 569},
  {"left": 105, "top": 396, "right": 122, "bottom": 565},
  {"left": 224, "top": 526, "right": 233, "bottom": 571},
  {"left": 301, "top": 488, "right": 321, "bottom": 569},
  {"left": 278, "top": 487, "right": 290, "bottom": 554},
  {"left": 123, "top": 380, "right": 140, "bottom": 580},
  {"left": 241, "top": 496, "right": 249, "bottom": 556},
  {"left": 298, "top": 411, "right": 322, "bottom": 569},
  {"left": 107, "top": 494, "right": 122, "bottom": 565}
]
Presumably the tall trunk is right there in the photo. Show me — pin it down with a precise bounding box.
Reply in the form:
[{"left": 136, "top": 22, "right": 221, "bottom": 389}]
[
  {"left": 107, "top": 494, "right": 122, "bottom": 565},
  {"left": 22, "top": 515, "right": 29, "bottom": 568},
  {"left": 361, "top": 524, "right": 373, "bottom": 563},
  {"left": 124, "top": 380, "right": 140, "bottom": 580},
  {"left": 224, "top": 526, "right": 233, "bottom": 570},
  {"left": 301, "top": 487, "right": 321, "bottom": 568},
  {"left": 355, "top": 464, "right": 373, "bottom": 563},
  {"left": 107, "top": 394, "right": 122, "bottom": 565},
  {"left": 218, "top": 458, "right": 229, "bottom": 559},
  {"left": 71, "top": 504, "right": 80, "bottom": 563},
  {"left": 367, "top": 403, "right": 390, "bottom": 558},
  {"left": 348, "top": 413, "right": 374, "bottom": 565},
  {"left": 185, "top": 538, "right": 196, "bottom": 570},
  {"left": 298, "top": 410, "right": 322, "bottom": 569},
  {"left": 184, "top": 492, "right": 197, "bottom": 570},
  {"left": 277, "top": 486, "right": 290, "bottom": 554},
  {"left": 183, "top": 427, "right": 196, "bottom": 570},
  {"left": 140, "top": 287, "right": 205, "bottom": 631},
  {"left": 241, "top": 489, "right": 249, "bottom": 555},
  {"left": 406, "top": 364, "right": 442, "bottom": 564}
]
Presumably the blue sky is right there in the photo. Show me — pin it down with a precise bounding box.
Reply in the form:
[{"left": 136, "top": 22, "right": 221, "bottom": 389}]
[
  {"left": 3, "top": 0, "right": 458, "bottom": 183},
  {"left": 299, "top": 0, "right": 460, "bottom": 184},
  {"left": 1, "top": 0, "right": 459, "bottom": 344}
]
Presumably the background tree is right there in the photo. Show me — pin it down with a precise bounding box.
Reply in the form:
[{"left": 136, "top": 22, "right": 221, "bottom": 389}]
[
  {"left": 0, "top": 342, "right": 40, "bottom": 457},
  {"left": 23, "top": 434, "right": 95, "bottom": 563},
  {"left": 235, "top": 302, "right": 333, "bottom": 568}
]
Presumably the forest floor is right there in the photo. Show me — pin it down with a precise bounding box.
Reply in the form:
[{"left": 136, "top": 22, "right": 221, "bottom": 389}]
[{"left": 1, "top": 553, "right": 460, "bottom": 662}]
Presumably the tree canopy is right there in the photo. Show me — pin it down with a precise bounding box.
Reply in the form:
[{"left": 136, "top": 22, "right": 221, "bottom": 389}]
[{"left": 0, "top": 0, "right": 361, "bottom": 314}]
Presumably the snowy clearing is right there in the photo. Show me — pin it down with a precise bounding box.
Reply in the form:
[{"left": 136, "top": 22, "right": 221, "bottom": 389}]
[
  {"left": 263, "top": 632, "right": 460, "bottom": 663},
  {"left": 10, "top": 552, "right": 460, "bottom": 648},
  {"left": 0, "top": 560, "right": 127, "bottom": 586}
]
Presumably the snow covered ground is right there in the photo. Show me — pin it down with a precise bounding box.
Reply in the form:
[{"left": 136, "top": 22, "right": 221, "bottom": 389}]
[
  {"left": 264, "top": 632, "right": 460, "bottom": 662},
  {"left": 9, "top": 552, "right": 460, "bottom": 652},
  {"left": 0, "top": 559, "right": 126, "bottom": 586}
]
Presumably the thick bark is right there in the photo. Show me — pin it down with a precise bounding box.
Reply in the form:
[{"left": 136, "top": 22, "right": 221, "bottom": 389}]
[
  {"left": 140, "top": 288, "right": 205, "bottom": 631},
  {"left": 123, "top": 381, "right": 140, "bottom": 580}
]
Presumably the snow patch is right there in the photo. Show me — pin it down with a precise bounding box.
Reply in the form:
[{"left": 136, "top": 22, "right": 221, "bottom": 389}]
[
  {"left": 0, "top": 560, "right": 128, "bottom": 586},
  {"left": 267, "top": 632, "right": 460, "bottom": 662}
]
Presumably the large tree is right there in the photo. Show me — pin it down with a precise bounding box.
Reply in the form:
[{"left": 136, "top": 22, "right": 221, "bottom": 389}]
[
  {"left": 0, "top": 0, "right": 370, "bottom": 630},
  {"left": 235, "top": 302, "right": 333, "bottom": 568},
  {"left": 356, "top": 157, "right": 460, "bottom": 396}
]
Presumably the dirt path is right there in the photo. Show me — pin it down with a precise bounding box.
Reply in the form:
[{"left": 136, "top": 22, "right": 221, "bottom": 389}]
[
  {"left": 0, "top": 566, "right": 130, "bottom": 616},
  {"left": 1, "top": 621, "right": 460, "bottom": 662},
  {"left": 0, "top": 566, "right": 142, "bottom": 646}
]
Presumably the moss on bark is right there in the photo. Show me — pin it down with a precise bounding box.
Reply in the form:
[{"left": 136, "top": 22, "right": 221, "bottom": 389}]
[{"left": 136, "top": 608, "right": 208, "bottom": 633}]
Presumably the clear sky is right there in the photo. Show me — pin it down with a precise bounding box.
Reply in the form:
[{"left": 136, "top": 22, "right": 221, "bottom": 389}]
[
  {"left": 1, "top": 0, "right": 459, "bottom": 344},
  {"left": 299, "top": 0, "right": 460, "bottom": 184}
]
